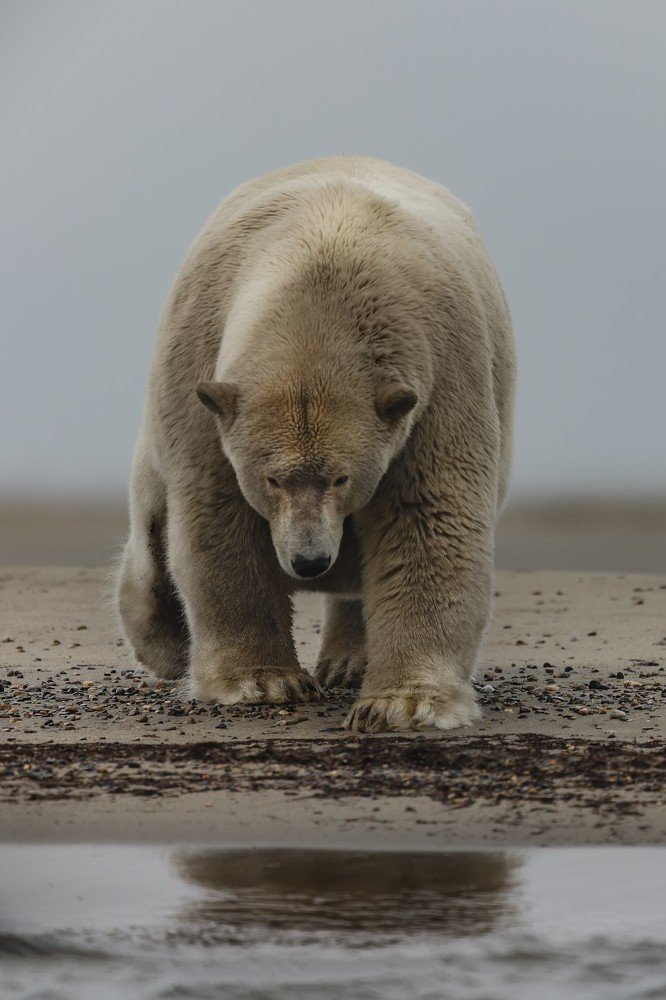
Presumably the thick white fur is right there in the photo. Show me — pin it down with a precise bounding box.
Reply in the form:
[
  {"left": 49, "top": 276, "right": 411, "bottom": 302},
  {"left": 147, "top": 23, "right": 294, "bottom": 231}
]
[{"left": 117, "top": 155, "right": 516, "bottom": 732}]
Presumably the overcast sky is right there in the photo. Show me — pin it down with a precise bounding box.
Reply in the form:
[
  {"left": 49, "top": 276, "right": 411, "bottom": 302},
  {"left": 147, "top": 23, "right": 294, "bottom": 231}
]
[{"left": 2, "top": 0, "right": 665, "bottom": 498}]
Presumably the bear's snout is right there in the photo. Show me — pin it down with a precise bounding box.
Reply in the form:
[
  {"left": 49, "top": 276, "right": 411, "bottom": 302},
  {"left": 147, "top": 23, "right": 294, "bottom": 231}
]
[{"left": 290, "top": 554, "right": 332, "bottom": 579}]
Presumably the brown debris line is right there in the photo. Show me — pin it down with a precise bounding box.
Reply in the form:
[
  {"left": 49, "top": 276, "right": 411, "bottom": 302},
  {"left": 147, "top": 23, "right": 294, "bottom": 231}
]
[{"left": 0, "top": 734, "right": 664, "bottom": 813}]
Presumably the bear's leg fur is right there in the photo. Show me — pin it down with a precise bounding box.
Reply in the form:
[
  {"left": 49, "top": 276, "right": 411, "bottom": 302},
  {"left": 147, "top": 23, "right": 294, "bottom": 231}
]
[
  {"left": 117, "top": 448, "right": 189, "bottom": 679},
  {"left": 345, "top": 422, "right": 495, "bottom": 732},
  {"left": 315, "top": 597, "right": 367, "bottom": 689},
  {"left": 166, "top": 483, "right": 321, "bottom": 705}
]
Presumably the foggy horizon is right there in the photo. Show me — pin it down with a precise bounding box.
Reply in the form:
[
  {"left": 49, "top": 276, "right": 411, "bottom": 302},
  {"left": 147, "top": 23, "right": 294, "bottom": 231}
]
[{"left": 2, "top": 1, "right": 665, "bottom": 499}]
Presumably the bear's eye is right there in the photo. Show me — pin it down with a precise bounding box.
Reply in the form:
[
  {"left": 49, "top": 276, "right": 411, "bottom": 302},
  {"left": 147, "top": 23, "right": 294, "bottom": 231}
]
[
  {"left": 333, "top": 476, "right": 349, "bottom": 487},
  {"left": 267, "top": 477, "right": 281, "bottom": 488}
]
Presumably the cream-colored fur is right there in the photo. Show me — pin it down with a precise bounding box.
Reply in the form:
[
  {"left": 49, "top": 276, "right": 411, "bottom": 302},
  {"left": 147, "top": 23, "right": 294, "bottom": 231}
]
[{"left": 117, "top": 155, "right": 516, "bottom": 732}]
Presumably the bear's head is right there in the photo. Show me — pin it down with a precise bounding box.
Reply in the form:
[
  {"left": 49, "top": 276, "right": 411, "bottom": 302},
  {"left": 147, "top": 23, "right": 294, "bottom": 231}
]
[{"left": 196, "top": 374, "right": 417, "bottom": 580}]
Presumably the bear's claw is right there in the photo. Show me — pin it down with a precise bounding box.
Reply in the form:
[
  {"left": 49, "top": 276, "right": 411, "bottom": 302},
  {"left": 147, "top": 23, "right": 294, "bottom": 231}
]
[
  {"left": 315, "top": 654, "right": 366, "bottom": 690},
  {"left": 192, "top": 667, "right": 322, "bottom": 705},
  {"left": 345, "top": 685, "right": 481, "bottom": 733}
]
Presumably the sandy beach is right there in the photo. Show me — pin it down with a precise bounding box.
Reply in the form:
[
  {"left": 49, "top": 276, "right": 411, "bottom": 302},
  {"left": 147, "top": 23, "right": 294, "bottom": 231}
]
[{"left": 1, "top": 564, "right": 664, "bottom": 847}]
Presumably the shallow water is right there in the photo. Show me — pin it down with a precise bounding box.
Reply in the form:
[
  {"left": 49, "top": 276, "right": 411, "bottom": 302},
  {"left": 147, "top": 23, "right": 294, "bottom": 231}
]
[{"left": 1, "top": 845, "right": 665, "bottom": 999}]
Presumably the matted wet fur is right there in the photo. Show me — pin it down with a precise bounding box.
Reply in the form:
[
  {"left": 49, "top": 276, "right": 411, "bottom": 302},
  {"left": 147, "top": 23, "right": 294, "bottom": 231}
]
[{"left": 117, "top": 155, "right": 516, "bottom": 732}]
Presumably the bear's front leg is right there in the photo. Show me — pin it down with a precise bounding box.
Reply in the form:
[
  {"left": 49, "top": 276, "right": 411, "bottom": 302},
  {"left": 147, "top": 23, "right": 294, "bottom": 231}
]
[
  {"left": 346, "top": 482, "right": 493, "bottom": 733},
  {"left": 168, "top": 487, "right": 320, "bottom": 705}
]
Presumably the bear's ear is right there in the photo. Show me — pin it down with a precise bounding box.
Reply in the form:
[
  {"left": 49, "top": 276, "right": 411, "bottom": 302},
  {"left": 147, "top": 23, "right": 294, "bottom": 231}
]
[
  {"left": 375, "top": 384, "right": 418, "bottom": 424},
  {"left": 196, "top": 380, "right": 238, "bottom": 430}
]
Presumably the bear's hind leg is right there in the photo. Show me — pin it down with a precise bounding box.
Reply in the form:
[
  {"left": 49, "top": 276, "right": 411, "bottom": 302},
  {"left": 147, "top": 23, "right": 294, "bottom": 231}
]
[
  {"left": 315, "top": 597, "right": 367, "bottom": 689},
  {"left": 117, "top": 452, "right": 188, "bottom": 680}
]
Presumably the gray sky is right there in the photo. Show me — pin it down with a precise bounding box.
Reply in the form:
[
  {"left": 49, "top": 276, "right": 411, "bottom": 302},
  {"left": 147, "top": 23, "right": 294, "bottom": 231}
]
[{"left": 2, "top": 0, "right": 665, "bottom": 498}]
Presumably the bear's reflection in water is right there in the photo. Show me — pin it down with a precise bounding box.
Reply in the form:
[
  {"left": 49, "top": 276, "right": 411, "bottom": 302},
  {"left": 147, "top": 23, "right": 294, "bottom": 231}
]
[{"left": 172, "top": 849, "right": 518, "bottom": 941}]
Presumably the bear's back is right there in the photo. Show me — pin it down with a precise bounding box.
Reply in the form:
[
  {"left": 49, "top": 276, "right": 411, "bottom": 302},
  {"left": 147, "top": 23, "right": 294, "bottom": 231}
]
[{"left": 210, "top": 155, "right": 475, "bottom": 251}]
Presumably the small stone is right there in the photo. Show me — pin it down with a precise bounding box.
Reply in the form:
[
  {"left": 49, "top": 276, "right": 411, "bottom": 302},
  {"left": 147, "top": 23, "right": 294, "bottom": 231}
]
[
  {"left": 610, "top": 709, "right": 628, "bottom": 720},
  {"left": 482, "top": 684, "right": 495, "bottom": 693}
]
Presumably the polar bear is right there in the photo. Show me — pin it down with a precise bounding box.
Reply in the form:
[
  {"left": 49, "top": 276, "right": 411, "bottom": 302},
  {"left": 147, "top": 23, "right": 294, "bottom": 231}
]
[{"left": 117, "top": 155, "right": 515, "bottom": 732}]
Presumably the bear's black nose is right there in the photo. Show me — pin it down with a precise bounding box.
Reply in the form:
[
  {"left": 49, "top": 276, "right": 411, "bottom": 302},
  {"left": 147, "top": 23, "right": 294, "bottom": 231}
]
[{"left": 291, "top": 554, "right": 331, "bottom": 578}]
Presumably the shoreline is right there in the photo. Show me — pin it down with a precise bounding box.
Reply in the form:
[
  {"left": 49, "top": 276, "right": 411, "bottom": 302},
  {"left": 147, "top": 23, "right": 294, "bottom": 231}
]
[
  {"left": 2, "top": 733, "right": 664, "bottom": 848},
  {"left": 1, "top": 566, "right": 665, "bottom": 847}
]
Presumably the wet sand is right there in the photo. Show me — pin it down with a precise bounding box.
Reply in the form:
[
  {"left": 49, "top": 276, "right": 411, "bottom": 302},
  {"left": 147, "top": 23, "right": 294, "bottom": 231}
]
[
  {"left": 1, "top": 566, "right": 664, "bottom": 846},
  {"left": 3, "top": 844, "right": 665, "bottom": 999}
]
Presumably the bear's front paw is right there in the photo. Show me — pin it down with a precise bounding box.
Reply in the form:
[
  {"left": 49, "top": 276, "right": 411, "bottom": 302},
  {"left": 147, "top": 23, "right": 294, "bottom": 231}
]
[
  {"left": 192, "top": 666, "right": 321, "bottom": 705},
  {"left": 315, "top": 653, "right": 366, "bottom": 690},
  {"left": 345, "top": 683, "right": 480, "bottom": 733}
]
